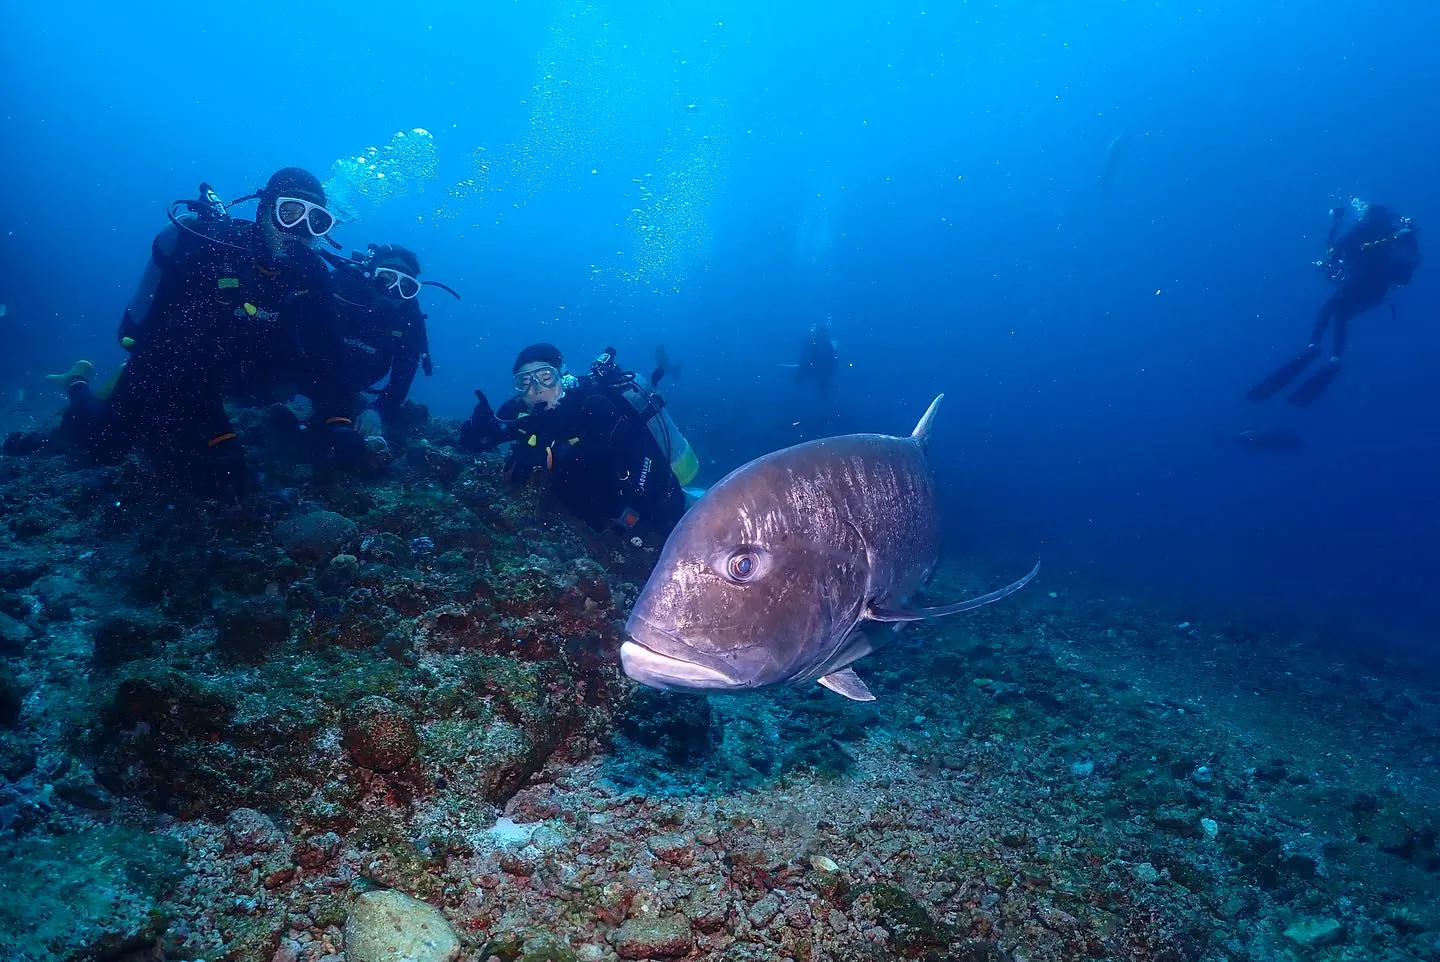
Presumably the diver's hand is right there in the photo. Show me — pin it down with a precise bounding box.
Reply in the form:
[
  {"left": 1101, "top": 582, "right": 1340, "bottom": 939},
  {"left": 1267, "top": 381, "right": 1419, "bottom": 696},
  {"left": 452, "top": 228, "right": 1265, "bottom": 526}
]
[
  {"left": 459, "top": 390, "right": 506, "bottom": 451},
  {"left": 356, "top": 407, "right": 384, "bottom": 438},
  {"left": 470, "top": 389, "right": 495, "bottom": 424}
]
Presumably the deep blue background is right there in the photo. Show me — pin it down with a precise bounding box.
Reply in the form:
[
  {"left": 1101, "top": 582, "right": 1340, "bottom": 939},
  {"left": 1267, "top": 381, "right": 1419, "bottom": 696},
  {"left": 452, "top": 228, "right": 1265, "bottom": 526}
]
[{"left": 3, "top": 2, "right": 1437, "bottom": 648}]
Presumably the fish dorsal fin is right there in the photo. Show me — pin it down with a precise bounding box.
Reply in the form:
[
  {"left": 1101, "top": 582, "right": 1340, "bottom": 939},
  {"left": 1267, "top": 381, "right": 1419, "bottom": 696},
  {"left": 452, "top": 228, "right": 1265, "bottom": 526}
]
[
  {"left": 818, "top": 668, "right": 876, "bottom": 701},
  {"left": 868, "top": 560, "right": 1040, "bottom": 623},
  {"left": 910, "top": 394, "right": 944, "bottom": 450}
]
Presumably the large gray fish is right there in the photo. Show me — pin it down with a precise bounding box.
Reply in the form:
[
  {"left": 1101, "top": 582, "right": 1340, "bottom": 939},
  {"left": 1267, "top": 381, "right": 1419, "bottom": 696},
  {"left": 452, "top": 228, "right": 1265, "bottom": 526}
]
[{"left": 621, "top": 395, "right": 1038, "bottom": 701}]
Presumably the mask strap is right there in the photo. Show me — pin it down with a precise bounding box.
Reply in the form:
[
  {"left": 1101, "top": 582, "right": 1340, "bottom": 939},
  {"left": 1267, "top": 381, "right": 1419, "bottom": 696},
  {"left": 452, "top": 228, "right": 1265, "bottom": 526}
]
[{"left": 421, "top": 280, "right": 462, "bottom": 300}]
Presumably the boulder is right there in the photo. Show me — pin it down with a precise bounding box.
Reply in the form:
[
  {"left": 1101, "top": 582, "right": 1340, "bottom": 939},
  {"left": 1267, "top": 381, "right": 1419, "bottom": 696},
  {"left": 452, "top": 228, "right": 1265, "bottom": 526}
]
[{"left": 343, "top": 889, "right": 459, "bottom": 962}]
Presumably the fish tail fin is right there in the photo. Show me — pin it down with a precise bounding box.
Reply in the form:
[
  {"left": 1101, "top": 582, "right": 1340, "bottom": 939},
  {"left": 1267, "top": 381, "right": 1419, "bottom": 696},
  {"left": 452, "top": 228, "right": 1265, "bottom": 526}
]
[{"left": 911, "top": 394, "right": 944, "bottom": 450}]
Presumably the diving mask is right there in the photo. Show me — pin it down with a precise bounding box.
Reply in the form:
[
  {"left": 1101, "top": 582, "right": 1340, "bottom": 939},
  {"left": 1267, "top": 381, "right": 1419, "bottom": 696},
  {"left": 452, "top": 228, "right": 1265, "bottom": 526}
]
[
  {"left": 373, "top": 266, "right": 421, "bottom": 300},
  {"left": 274, "top": 196, "right": 336, "bottom": 237},
  {"left": 514, "top": 366, "right": 561, "bottom": 393}
]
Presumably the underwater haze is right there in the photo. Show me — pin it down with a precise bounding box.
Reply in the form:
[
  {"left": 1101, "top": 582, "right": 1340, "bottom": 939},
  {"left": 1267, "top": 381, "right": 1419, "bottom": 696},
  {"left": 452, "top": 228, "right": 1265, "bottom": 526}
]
[{"left": 4, "top": 0, "right": 1439, "bottom": 649}]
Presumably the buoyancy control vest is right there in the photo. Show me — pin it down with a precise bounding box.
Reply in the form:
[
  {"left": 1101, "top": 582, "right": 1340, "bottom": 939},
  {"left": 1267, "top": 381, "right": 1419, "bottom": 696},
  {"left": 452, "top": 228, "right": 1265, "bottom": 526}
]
[
  {"left": 118, "top": 184, "right": 254, "bottom": 350},
  {"left": 587, "top": 348, "right": 699, "bottom": 486}
]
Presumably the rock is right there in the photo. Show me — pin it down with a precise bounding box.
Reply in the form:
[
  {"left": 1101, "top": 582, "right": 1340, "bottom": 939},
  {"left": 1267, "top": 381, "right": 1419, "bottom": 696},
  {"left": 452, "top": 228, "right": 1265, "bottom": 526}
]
[
  {"left": 95, "top": 668, "right": 243, "bottom": 816},
  {"left": 615, "top": 688, "right": 715, "bottom": 765},
  {"left": 1356, "top": 798, "right": 1436, "bottom": 862},
  {"left": 357, "top": 532, "right": 412, "bottom": 566},
  {"left": 226, "top": 808, "right": 285, "bottom": 853},
  {"left": 319, "top": 554, "right": 360, "bottom": 594},
  {"left": 296, "top": 831, "right": 343, "bottom": 868},
  {"left": 1385, "top": 907, "right": 1426, "bottom": 934},
  {"left": 0, "top": 611, "right": 31, "bottom": 654},
  {"left": 0, "top": 730, "right": 36, "bottom": 779},
  {"left": 1131, "top": 862, "right": 1161, "bottom": 884},
  {"left": 272, "top": 940, "right": 302, "bottom": 962},
  {"left": 0, "top": 592, "right": 28, "bottom": 621},
  {"left": 646, "top": 833, "right": 696, "bottom": 867},
  {"left": 91, "top": 613, "right": 178, "bottom": 671},
  {"left": 746, "top": 892, "right": 781, "bottom": 928},
  {"left": 216, "top": 597, "right": 291, "bottom": 663},
  {"left": 29, "top": 575, "right": 81, "bottom": 621},
  {"left": 1283, "top": 917, "right": 1345, "bottom": 948},
  {"left": 343, "top": 889, "right": 460, "bottom": 962},
  {"left": 275, "top": 511, "right": 358, "bottom": 564},
  {"left": 0, "top": 661, "right": 23, "bottom": 727},
  {"left": 0, "top": 826, "right": 183, "bottom": 961},
  {"left": 211, "top": 548, "right": 273, "bottom": 595},
  {"left": 685, "top": 889, "right": 731, "bottom": 933},
  {"left": 847, "top": 883, "right": 954, "bottom": 955},
  {"left": 343, "top": 696, "right": 419, "bottom": 772},
  {"left": 1154, "top": 806, "right": 1200, "bottom": 837},
  {"left": 0, "top": 562, "right": 47, "bottom": 592},
  {"left": 609, "top": 915, "right": 694, "bottom": 959},
  {"left": 54, "top": 768, "right": 113, "bottom": 810}
]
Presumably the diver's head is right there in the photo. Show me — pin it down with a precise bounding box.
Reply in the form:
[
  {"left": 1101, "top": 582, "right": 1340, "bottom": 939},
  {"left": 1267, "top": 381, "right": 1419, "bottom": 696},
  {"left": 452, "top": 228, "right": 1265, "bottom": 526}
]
[
  {"left": 369, "top": 244, "right": 422, "bottom": 303},
  {"left": 512, "top": 343, "right": 565, "bottom": 411},
  {"left": 368, "top": 244, "right": 420, "bottom": 300},
  {"left": 258, "top": 167, "right": 334, "bottom": 255}
]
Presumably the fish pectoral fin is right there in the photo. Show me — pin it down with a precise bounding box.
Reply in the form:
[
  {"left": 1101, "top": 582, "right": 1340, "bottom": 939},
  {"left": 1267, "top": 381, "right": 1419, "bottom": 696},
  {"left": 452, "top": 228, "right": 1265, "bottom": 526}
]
[
  {"left": 867, "top": 560, "right": 1041, "bottom": 623},
  {"left": 817, "top": 668, "right": 876, "bottom": 702},
  {"left": 910, "top": 394, "right": 944, "bottom": 449}
]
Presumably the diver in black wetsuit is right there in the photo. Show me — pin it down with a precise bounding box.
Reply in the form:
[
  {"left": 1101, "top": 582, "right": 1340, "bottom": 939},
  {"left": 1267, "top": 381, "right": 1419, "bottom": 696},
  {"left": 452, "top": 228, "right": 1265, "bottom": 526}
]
[
  {"left": 1247, "top": 199, "right": 1421, "bottom": 406},
  {"left": 6, "top": 169, "right": 366, "bottom": 494},
  {"left": 794, "top": 318, "right": 839, "bottom": 395},
  {"left": 458, "top": 343, "right": 694, "bottom": 539},
  {"left": 323, "top": 243, "right": 449, "bottom": 436}
]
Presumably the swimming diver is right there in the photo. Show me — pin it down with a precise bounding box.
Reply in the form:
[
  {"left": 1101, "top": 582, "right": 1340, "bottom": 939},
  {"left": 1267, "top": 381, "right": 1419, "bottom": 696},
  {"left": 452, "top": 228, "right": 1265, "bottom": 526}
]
[
  {"left": 792, "top": 318, "right": 839, "bottom": 395},
  {"left": 1246, "top": 198, "right": 1420, "bottom": 406},
  {"left": 1235, "top": 427, "right": 1304, "bottom": 454}
]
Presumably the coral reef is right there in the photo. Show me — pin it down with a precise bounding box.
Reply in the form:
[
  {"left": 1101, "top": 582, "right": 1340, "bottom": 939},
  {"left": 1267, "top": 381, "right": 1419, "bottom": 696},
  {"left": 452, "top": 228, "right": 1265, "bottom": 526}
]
[{"left": 0, "top": 404, "right": 1436, "bottom": 961}]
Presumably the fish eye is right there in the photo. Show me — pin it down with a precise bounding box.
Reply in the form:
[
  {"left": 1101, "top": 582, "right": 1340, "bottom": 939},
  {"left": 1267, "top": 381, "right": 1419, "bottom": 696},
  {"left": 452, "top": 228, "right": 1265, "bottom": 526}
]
[{"left": 725, "top": 550, "right": 761, "bottom": 583}]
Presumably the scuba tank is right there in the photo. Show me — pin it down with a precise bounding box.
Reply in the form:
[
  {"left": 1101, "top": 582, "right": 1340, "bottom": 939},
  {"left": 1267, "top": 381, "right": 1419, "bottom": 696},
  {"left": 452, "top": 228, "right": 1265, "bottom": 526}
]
[
  {"left": 589, "top": 348, "right": 700, "bottom": 486},
  {"left": 120, "top": 183, "right": 235, "bottom": 351}
]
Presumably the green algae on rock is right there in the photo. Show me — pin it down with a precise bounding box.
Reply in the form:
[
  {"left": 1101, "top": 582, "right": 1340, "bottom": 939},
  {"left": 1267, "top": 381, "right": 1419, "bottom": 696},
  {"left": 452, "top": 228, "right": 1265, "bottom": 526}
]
[{"left": 0, "top": 826, "right": 184, "bottom": 960}]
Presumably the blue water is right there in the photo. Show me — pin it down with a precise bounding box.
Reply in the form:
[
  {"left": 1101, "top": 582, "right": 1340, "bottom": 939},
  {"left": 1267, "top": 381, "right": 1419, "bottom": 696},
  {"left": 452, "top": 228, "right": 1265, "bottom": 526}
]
[{"left": 3, "top": 2, "right": 1437, "bottom": 648}]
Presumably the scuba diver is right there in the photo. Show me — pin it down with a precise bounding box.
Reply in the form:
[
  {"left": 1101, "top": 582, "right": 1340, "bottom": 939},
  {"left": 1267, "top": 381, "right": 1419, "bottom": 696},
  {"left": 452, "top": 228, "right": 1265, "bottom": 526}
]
[
  {"left": 650, "top": 344, "right": 681, "bottom": 388},
  {"left": 457, "top": 343, "right": 699, "bottom": 539},
  {"left": 320, "top": 243, "right": 460, "bottom": 435},
  {"left": 1234, "top": 426, "right": 1304, "bottom": 454},
  {"left": 1247, "top": 198, "right": 1420, "bottom": 406},
  {"left": 790, "top": 318, "right": 839, "bottom": 395},
  {"left": 10, "top": 169, "right": 365, "bottom": 494}
]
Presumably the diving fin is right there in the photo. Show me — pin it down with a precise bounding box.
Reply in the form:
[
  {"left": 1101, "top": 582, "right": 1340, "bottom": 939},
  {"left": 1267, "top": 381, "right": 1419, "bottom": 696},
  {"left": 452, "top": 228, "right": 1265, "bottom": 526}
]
[
  {"left": 1246, "top": 346, "right": 1319, "bottom": 403},
  {"left": 818, "top": 668, "right": 876, "bottom": 702},
  {"left": 1287, "top": 360, "right": 1341, "bottom": 406},
  {"left": 868, "top": 560, "right": 1040, "bottom": 623},
  {"left": 45, "top": 359, "right": 96, "bottom": 391}
]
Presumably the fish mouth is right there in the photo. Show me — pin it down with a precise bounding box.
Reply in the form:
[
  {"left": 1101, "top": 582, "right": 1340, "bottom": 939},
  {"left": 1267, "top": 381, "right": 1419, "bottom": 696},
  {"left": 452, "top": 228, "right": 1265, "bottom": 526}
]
[{"left": 620, "top": 618, "right": 740, "bottom": 691}]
